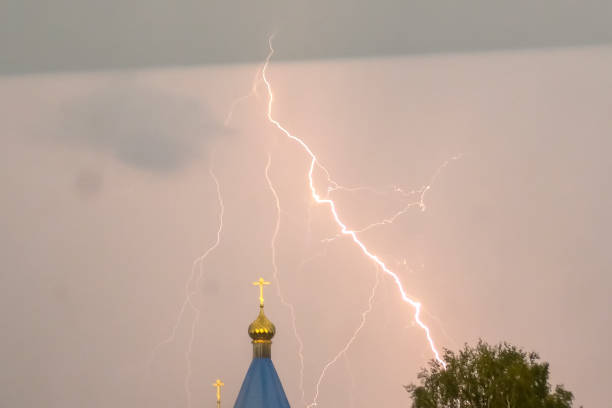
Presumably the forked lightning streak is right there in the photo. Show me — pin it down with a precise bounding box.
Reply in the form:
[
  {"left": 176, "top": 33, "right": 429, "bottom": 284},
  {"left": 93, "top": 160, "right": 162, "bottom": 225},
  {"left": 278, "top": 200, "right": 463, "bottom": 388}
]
[{"left": 260, "top": 37, "right": 446, "bottom": 371}]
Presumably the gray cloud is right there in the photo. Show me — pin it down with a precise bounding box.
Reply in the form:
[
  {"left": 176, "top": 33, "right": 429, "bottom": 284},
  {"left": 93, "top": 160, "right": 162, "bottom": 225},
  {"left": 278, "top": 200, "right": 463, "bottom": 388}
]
[
  {"left": 1, "top": 0, "right": 611, "bottom": 74},
  {"left": 61, "top": 81, "right": 222, "bottom": 172}
]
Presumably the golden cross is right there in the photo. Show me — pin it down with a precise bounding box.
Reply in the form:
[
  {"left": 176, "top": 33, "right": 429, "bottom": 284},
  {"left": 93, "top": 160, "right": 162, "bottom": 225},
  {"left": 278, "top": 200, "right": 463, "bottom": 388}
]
[
  {"left": 212, "top": 379, "right": 224, "bottom": 404},
  {"left": 252, "top": 278, "right": 271, "bottom": 306}
]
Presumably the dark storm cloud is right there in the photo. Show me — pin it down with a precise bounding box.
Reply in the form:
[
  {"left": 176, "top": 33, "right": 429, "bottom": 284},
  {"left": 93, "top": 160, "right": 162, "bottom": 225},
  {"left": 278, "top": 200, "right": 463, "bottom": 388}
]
[
  {"left": 1, "top": 0, "right": 612, "bottom": 74},
  {"left": 61, "top": 81, "right": 222, "bottom": 172}
]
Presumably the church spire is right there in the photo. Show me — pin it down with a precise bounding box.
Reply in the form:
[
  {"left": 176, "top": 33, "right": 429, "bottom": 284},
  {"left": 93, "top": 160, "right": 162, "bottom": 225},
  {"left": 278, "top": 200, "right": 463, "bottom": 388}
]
[
  {"left": 233, "top": 278, "right": 290, "bottom": 408},
  {"left": 212, "top": 379, "right": 224, "bottom": 408},
  {"left": 252, "top": 278, "right": 270, "bottom": 308},
  {"left": 248, "top": 278, "right": 276, "bottom": 358}
]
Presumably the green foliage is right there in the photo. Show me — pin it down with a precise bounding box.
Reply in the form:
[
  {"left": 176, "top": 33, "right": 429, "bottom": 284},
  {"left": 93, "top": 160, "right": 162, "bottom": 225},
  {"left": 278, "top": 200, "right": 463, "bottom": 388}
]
[{"left": 405, "top": 340, "right": 575, "bottom": 408}]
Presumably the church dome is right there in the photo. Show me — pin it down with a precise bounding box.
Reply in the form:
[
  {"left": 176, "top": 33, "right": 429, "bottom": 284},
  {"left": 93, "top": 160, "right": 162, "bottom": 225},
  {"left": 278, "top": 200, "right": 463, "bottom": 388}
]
[
  {"left": 235, "top": 278, "right": 290, "bottom": 408},
  {"left": 248, "top": 306, "right": 276, "bottom": 342}
]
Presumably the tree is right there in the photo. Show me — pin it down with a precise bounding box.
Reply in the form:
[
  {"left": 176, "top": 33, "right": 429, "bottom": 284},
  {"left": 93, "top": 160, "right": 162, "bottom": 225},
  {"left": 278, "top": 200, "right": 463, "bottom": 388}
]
[{"left": 405, "top": 340, "right": 576, "bottom": 408}]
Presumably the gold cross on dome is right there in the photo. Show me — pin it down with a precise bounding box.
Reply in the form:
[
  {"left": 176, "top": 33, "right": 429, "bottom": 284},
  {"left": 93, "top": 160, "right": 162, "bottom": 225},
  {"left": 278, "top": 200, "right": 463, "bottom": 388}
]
[
  {"left": 252, "top": 278, "right": 271, "bottom": 306},
  {"left": 212, "top": 379, "right": 224, "bottom": 403}
]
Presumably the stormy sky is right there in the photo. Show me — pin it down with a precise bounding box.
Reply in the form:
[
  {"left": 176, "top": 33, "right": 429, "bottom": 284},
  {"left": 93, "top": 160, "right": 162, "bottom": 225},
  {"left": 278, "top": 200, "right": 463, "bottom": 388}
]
[
  {"left": 2, "top": 0, "right": 612, "bottom": 74},
  {"left": 1, "top": 3, "right": 612, "bottom": 408}
]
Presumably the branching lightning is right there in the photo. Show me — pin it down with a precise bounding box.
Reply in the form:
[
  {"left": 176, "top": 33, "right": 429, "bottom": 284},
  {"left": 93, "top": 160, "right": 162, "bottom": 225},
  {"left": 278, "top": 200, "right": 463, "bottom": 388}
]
[
  {"left": 147, "top": 34, "right": 457, "bottom": 408},
  {"left": 265, "top": 153, "right": 308, "bottom": 406},
  {"left": 322, "top": 154, "right": 462, "bottom": 243},
  {"left": 308, "top": 268, "right": 381, "bottom": 408},
  {"left": 260, "top": 36, "right": 447, "bottom": 374},
  {"left": 184, "top": 164, "right": 225, "bottom": 408},
  {"left": 145, "top": 158, "right": 225, "bottom": 408},
  {"left": 224, "top": 65, "right": 263, "bottom": 127},
  {"left": 266, "top": 148, "right": 386, "bottom": 406}
]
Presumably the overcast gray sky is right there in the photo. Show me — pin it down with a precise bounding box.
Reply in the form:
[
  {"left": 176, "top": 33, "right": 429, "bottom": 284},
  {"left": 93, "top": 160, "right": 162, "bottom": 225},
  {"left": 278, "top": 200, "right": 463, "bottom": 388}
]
[{"left": 2, "top": 0, "right": 612, "bottom": 74}]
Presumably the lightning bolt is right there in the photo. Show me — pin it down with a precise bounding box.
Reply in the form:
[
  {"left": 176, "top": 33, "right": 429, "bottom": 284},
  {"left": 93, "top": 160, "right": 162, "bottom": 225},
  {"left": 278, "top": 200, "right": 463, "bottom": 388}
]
[
  {"left": 224, "top": 65, "right": 263, "bottom": 127},
  {"left": 265, "top": 153, "right": 308, "bottom": 406},
  {"left": 308, "top": 268, "right": 381, "bottom": 408},
  {"left": 260, "top": 36, "right": 446, "bottom": 374},
  {"left": 144, "top": 156, "right": 225, "bottom": 408},
  {"left": 184, "top": 163, "right": 225, "bottom": 408},
  {"left": 147, "top": 34, "right": 453, "bottom": 407},
  {"left": 322, "top": 154, "right": 462, "bottom": 243}
]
